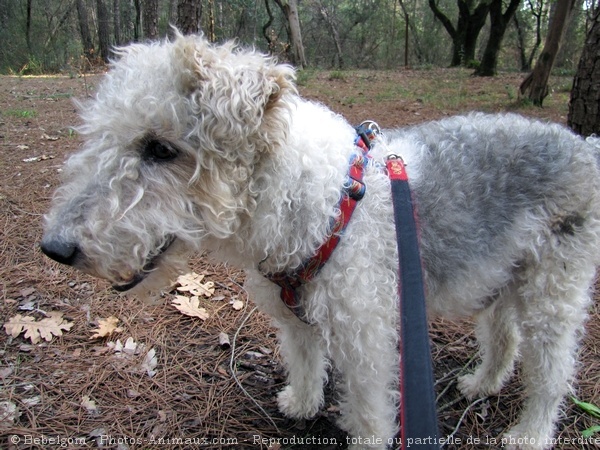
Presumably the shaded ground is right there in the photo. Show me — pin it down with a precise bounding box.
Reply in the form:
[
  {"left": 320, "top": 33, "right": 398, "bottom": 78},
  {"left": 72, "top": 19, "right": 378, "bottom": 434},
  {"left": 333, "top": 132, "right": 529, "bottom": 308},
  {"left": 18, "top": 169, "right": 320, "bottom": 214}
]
[{"left": 0, "top": 69, "right": 598, "bottom": 449}]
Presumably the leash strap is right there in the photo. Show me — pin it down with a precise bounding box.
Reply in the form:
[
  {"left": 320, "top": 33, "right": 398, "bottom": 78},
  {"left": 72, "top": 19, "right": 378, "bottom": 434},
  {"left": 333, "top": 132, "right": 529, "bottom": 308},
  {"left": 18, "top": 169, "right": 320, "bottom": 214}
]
[{"left": 386, "top": 157, "right": 439, "bottom": 449}]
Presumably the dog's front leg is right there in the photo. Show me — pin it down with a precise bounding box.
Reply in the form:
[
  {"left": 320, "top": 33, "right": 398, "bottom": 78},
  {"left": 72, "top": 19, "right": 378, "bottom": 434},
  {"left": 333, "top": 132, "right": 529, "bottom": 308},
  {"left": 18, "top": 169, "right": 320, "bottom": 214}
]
[
  {"left": 244, "top": 271, "right": 327, "bottom": 419},
  {"left": 275, "top": 318, "right": 328, "bottom": 419}
]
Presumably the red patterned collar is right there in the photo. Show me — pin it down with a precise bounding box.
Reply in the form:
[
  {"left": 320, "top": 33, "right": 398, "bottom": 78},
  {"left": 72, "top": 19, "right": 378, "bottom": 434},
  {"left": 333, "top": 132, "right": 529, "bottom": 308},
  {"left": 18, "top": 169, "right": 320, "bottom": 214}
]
[{"left": 261, "top": 122, "right": 380, "bottom": 322}]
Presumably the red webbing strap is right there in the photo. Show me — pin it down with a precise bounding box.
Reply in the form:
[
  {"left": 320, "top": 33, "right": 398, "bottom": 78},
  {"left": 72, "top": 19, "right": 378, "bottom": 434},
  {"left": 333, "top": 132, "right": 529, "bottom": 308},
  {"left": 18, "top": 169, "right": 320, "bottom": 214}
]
[
  {"left": 264, "top": 137, "right": 370, "bottom": 321},
  {"left": 386, "top": 157, "right": 439, "bottom": 449}
]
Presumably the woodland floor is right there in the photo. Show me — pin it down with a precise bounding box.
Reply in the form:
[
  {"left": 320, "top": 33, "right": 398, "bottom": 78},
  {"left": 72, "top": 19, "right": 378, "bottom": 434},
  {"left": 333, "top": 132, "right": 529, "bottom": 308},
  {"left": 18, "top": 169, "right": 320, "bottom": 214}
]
[{"left": 0, "top": 68, "right": 599, "bottom": 449}]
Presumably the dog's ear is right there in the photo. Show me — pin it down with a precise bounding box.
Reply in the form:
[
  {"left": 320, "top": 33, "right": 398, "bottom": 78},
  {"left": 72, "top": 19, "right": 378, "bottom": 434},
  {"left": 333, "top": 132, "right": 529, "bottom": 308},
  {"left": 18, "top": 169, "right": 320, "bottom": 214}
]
[{"left": 173, "top": 34, "right": 296, "bottom": 140}]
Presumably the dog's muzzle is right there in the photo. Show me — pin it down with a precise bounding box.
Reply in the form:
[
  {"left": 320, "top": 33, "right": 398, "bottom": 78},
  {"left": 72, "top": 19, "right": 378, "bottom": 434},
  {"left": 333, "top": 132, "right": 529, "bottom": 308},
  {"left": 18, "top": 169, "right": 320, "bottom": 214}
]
[{"left": 40, "top": 235, "right": 176, "bottom": 292}]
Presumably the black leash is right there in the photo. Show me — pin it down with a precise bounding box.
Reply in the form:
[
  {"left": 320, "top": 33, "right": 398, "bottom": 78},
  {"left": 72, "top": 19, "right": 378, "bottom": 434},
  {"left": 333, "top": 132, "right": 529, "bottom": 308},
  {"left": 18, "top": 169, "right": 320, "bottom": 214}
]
[{"left": 386, "top": 155, "right": 439, "bottom": 449}]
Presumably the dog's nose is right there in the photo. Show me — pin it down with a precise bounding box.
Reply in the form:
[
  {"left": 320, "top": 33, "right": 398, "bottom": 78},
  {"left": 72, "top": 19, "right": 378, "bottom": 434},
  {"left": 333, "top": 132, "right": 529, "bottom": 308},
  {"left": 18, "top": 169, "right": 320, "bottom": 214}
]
[{"left": 40, "top": 239, "right": 80, "bottom": 266}]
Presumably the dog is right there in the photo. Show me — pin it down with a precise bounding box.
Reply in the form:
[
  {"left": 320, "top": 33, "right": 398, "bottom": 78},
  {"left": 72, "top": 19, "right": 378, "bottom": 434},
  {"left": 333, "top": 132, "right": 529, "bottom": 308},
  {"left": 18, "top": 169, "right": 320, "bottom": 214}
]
[{"left": 40, "top": 34, "right": 600, "bottom": 449}]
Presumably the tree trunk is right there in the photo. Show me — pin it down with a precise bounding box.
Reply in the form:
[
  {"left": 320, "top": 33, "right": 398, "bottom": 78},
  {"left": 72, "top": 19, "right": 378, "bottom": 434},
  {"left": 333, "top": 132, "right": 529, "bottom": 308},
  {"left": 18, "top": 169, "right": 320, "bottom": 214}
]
[
  {"left": 77, "top": 0, "right": 94, "bottom": 58},
  {"left": 134, "top": 0, "right": 142, "bottom": 41},
  {"left": 568, "top": 9, "right": 600, "bottom": 135},
  {"left": 519, "top": 0, "right": 576, "bottom": 106},
  {"left": 317, "top": 2, "right": 343, "bottom": 69},
  {"left": 429, "top": 0, "right": 491, "bottom": 67},
  {"left": 96, "top": 0, "right": 111, "bottom": 61},
  {"left": 207, "top": 0, "right": 216, "bottom": 41},
  {"left": 263, "top": 0, "right": 276, "bottom": 51},
  {"left": 273, "top": 0, "right": 307, "bottom": 68},
  {"left": 177, "top": 0, "right": 202, "bottom": 35},
  {"left": 26, "top": 0, "right": 32, "bottom": 53},
  {"left": 113, "top": 0, "right": 121, "bottom": 45},
  {"left": 475, "top": 0, "right": 521, "bottom": 76},
  {"left": 143, "top": 0, "right": 159, "bottom": 40}
]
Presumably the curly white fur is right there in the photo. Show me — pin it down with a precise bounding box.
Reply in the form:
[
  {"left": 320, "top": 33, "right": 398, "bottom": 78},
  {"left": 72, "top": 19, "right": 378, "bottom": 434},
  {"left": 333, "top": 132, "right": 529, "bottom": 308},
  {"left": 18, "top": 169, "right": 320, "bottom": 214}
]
[{"left": 41, "top": 34, "right": 600, "bottom": 450}]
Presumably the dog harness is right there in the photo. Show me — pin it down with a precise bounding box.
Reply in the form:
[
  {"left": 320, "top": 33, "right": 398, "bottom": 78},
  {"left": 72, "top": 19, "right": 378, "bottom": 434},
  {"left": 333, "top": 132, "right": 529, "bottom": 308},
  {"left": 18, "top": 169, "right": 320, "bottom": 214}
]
[
  {"left": 261, "top": 122, "right": 378, "bottom": 321},
  {"left": 263, "top": 122, "right": 439, "bottom": 449}
]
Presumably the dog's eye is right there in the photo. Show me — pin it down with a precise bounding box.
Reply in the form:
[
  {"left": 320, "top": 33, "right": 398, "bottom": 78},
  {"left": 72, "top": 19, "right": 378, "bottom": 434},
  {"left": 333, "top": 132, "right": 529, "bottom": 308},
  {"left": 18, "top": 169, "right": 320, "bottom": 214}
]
[{"left": 144, "top": 140, "right": 178, "bottom": 162}]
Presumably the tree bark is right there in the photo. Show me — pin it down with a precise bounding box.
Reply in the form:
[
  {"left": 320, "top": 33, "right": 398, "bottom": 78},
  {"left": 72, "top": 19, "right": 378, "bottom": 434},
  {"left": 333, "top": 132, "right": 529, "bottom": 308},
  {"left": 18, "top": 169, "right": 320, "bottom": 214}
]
[
  {"left": 96, "top": 0, "right": 111, "bottom": 61},
  {"left": 273, "top": 0, "right": 307, "bottom": 68},
  {"left": 77, "top": 0, "right": 95, "bottom": 58},
  {"left": 113, "top": 0, "right": 121, "bottom": 45},
  {"left": 176, "top": 0, "right": 202, "bottom": 35},
  {"left": 207, "top": 0, "right": 216, "bottom": 41},
  {"left": 26, "top": 0, "right": 32, "bottom": 53},
  {"left": 519, "top": 0, "right": 576, "bottom": 106},
  {"left": 263, "top": 0, "right": 276, "bottom": 51},
  {"left": 475, "top": 0, "right": 521, "bottom": 76},
  {"left": 143, "top": 0, "right": 159, "bottom": 40},
  {"left": 568, "top": 9, "right": 600, "bottom": 135},
  {"left": 133, "top": 0, "right": 142, "bottom": 41}
]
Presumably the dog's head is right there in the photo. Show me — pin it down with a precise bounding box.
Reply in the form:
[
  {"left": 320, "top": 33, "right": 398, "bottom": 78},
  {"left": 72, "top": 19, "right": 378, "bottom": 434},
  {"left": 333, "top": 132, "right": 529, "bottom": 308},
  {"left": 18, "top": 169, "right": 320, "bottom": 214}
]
[{"left": 40, "top": 33, "right": 296, "bottom": 295}]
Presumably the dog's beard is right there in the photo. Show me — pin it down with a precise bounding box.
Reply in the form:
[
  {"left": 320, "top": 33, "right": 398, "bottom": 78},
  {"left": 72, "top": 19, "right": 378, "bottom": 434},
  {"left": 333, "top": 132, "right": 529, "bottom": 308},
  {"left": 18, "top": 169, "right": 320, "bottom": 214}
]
[{"left": 125, "top": 240, "right": 191, "bottom": 304}]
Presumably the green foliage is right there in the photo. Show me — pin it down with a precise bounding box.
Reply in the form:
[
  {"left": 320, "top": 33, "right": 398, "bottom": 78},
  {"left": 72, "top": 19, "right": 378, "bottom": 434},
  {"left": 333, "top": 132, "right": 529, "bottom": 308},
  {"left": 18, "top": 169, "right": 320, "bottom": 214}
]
[
  {"left": 3, "top": 109, "right": 37, "bottom": 119},
  {"left": 572, "top": 397, "right": 600, "bottom": 438},
  {"left": 328, "top": 70, "right": 347, "bottom": 81},
  {"left": 15, "top": 58, "right": 45, "bottom": 76},
  {"left": 295, "top": 69, "right": 316, "bottom": 87}
]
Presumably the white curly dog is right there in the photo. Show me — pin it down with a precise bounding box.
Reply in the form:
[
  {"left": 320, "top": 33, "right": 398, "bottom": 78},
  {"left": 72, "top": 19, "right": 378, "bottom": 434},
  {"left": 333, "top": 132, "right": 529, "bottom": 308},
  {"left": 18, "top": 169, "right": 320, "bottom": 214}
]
[{"left": 41, "top": 34, "right": 600, "bottom": 449}]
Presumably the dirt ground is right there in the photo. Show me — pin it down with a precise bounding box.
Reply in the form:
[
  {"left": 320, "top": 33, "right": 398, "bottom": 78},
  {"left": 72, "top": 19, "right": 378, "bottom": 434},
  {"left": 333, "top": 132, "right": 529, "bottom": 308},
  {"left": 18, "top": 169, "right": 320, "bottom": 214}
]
[{"left": 0, "top": 69, "right": 599, "bottom": 449}]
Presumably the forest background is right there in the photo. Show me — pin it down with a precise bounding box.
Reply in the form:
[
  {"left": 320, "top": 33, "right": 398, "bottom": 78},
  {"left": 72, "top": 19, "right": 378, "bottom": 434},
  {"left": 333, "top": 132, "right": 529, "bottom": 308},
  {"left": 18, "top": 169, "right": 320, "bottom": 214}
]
[{"left": 0, "top": 0, "right": 597, "bottom": 77}]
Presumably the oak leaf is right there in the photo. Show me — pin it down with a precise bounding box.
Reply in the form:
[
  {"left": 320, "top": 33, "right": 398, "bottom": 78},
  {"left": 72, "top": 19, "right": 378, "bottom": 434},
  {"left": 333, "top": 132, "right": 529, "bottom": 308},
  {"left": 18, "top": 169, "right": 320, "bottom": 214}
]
[
  {"left": 171, "top": 295, "right": 209, "bottom": 320},
  {"left": 4, "top": 313, "right": 73, "bottom": 344},
  {"left": 90, "top": 316, "right": 123, "bottom": 339},
  {"left": 176, "top": 272, "right": 215, "bottom": 298}
]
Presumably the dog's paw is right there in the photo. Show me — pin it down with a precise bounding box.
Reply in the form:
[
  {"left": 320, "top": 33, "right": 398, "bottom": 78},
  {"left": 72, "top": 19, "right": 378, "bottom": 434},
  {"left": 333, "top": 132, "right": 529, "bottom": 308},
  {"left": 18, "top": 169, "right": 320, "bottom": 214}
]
[
  {"left": 501, "top": 427, "right": 551, "bottom": 450},
  {"left": 277, "top": 386, "right": 320, "bottom": 419},
  {"left": 458, "top": 373, "right": 501, "bottom": 399}
]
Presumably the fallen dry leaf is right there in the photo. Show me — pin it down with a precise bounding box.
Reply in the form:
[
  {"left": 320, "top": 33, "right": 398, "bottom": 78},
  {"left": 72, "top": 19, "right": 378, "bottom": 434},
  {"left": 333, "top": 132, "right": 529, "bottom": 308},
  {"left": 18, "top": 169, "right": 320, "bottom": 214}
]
[
  {"left": 4, "top": 314, "right": 36, "bottom": 339},
  {"left": 176, "top": 272, "right": 215, "bottom": 298},
  {"left": 171, "top": 295, "right": 209, "bottom": 320},
  {"left": 107, "top": 337, "right": 157, "bottom": 378},
  {"left": 231, "top": 299, "right": 244, "bottom": 311},
  {"left": 90, "top": 316, "right": 123, "bottom": 339},
  {"left": 4, "top": 313, "right": 73, "bottom": 344},
  {"left": 0, "top": 401, "right": 19, "bottom": 430},
  {"left": 81, "top": 395, "right": 98, "bottom": 413}
]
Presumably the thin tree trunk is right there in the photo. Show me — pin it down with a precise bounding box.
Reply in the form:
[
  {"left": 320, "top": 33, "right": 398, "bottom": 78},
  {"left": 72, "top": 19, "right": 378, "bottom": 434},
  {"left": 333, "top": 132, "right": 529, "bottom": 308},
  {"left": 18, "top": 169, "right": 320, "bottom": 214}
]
[
  {"left": 143, "top": 0, "right": 159, "bottom": 40},
  {"left": 44, "top": 2, "right": 74, "bottom": 50},
  {"left": 207, "top": 0, "right": 216, "bottom": 41},
  {"left": 113, "top": 0, "right": 121, "bottom": 45},
  {"left": 519, "top": 0, "right": 576, "bottom": 106},
  {"left": 134, "top": 0, "right": 142, "bottom": 41},
  {"left": 26, "top": 0, "right": 32, "bottom": 53},
  {"left": 263, "top": 0, "right": 276, "bottom": 51},
  {"left": 475, "top": 0, "right": 521, "bottom": 76},
  {"left": 317, "top": 2, "right": 343, "bottom": 68},
  {"left": 286, "top": 0, "right": 306, "bottom": 68},
  {"left": 96, "top": 0, "right": 111, "bottom": 61},
  {"left": 77, "top": 0, "right": 95, "bottom": 58},
  {"left": 273, "top": 0, "right": 306, "bottom": 68}
]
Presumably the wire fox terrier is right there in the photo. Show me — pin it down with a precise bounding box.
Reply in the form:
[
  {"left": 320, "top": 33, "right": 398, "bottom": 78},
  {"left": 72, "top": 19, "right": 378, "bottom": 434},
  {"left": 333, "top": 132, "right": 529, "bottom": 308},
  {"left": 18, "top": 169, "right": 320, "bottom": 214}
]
[{"left": 41, "top": 34, "right": 600, "bottom": 449}]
